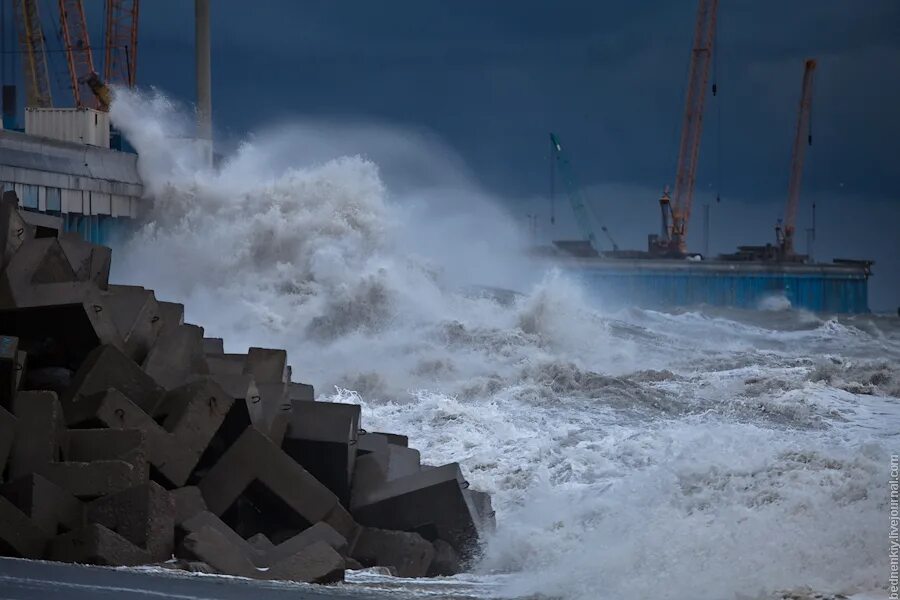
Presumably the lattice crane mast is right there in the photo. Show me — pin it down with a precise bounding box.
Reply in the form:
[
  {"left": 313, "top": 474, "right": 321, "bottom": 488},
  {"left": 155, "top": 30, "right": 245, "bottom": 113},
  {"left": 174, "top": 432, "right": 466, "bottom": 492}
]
[
  {"left": 14, "top": 0, "right": 53, "bottom": 108},
  {"left": 549, "top": 133, "right": 618, "bottom": 253},
  {"left": 104, "top": 0, "right": 139, "bottom": 88},
  {"left": 776, "top": 59, "right": 817, "bottom": 257},
  {"left": 653, "top": 0, "right": 718, "bottom": 255},
  {"left": 58, "top": 0, "right": 99, "bottom": 108}
]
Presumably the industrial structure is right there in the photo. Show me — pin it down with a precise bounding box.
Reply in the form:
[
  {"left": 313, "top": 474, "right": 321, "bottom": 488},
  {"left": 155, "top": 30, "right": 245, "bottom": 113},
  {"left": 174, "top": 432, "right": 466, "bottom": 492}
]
[
  {"left": 548, "top": 0, "right": 872, "bottom": 313},
  {"left": 1, "top": 0, "right": 142, "bottom": 244}
]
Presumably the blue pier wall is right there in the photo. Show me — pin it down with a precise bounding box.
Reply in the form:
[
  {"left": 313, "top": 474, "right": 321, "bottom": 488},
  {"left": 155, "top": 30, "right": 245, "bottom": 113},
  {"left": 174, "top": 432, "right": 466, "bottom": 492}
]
[{"left": 565, "top": 260, "right": 870, "bottom": 314}]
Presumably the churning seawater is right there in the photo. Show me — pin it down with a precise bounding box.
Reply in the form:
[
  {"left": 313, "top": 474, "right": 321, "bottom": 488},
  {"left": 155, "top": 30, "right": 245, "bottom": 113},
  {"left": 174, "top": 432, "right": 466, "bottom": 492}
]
[{"left": 106, "top": 89, "right": 899, "bottom": 600}]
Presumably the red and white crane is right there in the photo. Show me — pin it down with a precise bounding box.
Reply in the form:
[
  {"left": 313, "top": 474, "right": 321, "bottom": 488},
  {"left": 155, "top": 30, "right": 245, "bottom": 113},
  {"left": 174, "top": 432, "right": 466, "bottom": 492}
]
[
  {"left": 652, "top": 0, "right": 719, "bottom": 256},
  {"left": 776, "top": 58, "right": 817, "bottom": 257}
]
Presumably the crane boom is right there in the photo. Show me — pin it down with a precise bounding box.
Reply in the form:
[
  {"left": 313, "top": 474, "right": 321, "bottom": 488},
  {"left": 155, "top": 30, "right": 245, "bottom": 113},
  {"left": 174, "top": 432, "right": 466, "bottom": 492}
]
[
  {"left": 14, "top": 0, "right": 53, "bottom": 108},
  {"left": 104, "top": 0, "right": 140, "bottom": 88},
  {"left": 58, "top": 0, "right": 98, "bottom": 108},
  {"left": 549, "top": 133, "right": 618, "bottom": 252},
  {"left": 664, "top": 0, "right": 718, "bottom": 254},
  {"left": 779, "top": 59, "right": 817, "bottom": 256}
]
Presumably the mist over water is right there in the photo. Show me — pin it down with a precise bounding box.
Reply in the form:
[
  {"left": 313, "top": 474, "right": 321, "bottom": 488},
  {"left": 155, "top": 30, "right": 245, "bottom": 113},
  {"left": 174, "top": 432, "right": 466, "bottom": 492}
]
[{"left": 110, "top": 89, "right": 899, "bottom": 600}]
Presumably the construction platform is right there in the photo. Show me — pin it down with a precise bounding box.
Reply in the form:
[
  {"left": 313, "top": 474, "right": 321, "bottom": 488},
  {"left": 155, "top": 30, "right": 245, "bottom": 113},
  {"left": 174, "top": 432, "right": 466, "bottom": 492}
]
[{"left": 553, "top": 255, "right": 871, "bottom": 314}]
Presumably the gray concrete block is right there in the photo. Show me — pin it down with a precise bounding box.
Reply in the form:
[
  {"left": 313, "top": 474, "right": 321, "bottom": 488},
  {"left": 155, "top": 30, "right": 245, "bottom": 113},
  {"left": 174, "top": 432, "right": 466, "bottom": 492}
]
[
  {"left": 350, "top": 445, "right": 421, "bottom": 509},
  {"left": 198, "top": 426, "right": 352, "bottom": 540},
  {"left": 267, "top": 540, "right": 345, "bottom": 584},
  {"left": 466, "top": 489, "right": 496, "bottom": 533},
  {"left": 0, "top": 405, "right": 16, "bottom": 480},
  {"left": 14, "top": 350, "right": 24, "bottom": 392},
  {"left": 58, "top": 236, "right": 111, "bottom": 289},
  {"left": 206, "top": 353, "right": 245, "bottom": 376},
  {"left": 0, "top": 191, "right": 30, "bottom": 273},
  {"left": 386, "top": 445, "right": 421, "bottom": 481},
  {"left": 370, "top": 430, "right": 412, "bottom": 449},
  {"left": 282, "top": 401, "right": 361, "bottom": 507},
  {"left": 288, "top": 382, "right": 314, "bottom": 402},
  {"left": 180, "top": 525, "right": 257, "bottom": 578},
  {"left": 0, "top": 495, "right": 48, "bottom": 558},
  {"left": 0, "top": 473, "right": 83, "bottom": 536},
  {"left": 0, "top": 335, "right": 18, "bottom": 408},
  {"left": 428, "top": 539, "right": 461, "bottom": 576},
  {"left": 87, "top": 482, "right": 174, "bottom": 561},
  {"left": 171, "top": 486, "right": 207, "bottom": 526},
  {"left": 142, "top": 324, "right": 209, "bottom": 390},
  {"left": 9, "top": 391, "right": 66, "bottom": 479},
  {"left": 41, "top": 460, "right": 145, "bottom": 500},
  {"left": 351, "top": 527, "right": 434, "bottom": 578},
  {"left": 43, "top": 429, "right": 148, "bottom": 499},
  {"left": 266, "top": 522, "right": 348, "bottom": 565},
  {"left": 356, "top": 431, "right": 390, "bottom": 456},
  {"left": 351, "top": 463, "right": 481, "bottom": 559},
  {"left": 246, "top": 532, "right": 274, "bottom": 555},
  {"left": 243, "top": 348, "right": 288, "bottom": 384},
  {"left": 105, "top": 285, "right": 162, "bottom": 364},
  {"left": 64, "top": 345, "right": 164, "bottom": 423},
  {"left": 0, "top": 303, "right": 123, "bottom": 371},
  {"left": 156, "top": 302, "right": 184, "bottom": 336},
  {"left": 202, "top": 338, "right": 224, "bottom": 355},
  {"left": 48, "top": 522, "right": 151, "bottom": 566}
]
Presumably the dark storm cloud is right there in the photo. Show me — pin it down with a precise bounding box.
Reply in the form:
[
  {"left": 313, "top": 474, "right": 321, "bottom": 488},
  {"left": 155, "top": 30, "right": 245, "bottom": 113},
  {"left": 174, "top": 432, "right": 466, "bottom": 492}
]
[{"left": 126, "top": 1, "right": 898, "bottom": 308}]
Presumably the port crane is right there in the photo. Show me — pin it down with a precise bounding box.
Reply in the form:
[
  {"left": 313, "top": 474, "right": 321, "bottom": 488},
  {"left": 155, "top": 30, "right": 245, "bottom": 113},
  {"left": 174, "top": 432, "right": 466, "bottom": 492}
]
[
  {"left": 58, "top": 0, "right": 99, "bottom": 108},
  {"left": 776, "top": 58, "right": 816, "bottom": 258},
  {"left": 103, "top": 0, "right": 140, "bottom": 89},
  {"left": 651, "top": 0, "right": 719, "bottom": 256},
  {"left": 14, "top": 0, "right": 53, "bottom": 108},
  {"left": 549, "top": 132, "right": 619, "bottom": 254}
]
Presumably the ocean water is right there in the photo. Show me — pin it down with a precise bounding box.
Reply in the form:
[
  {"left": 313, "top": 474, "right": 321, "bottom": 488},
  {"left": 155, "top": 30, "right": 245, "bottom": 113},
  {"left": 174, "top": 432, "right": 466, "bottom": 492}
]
[{"left": 107, "top": 89, "right": 899, "bottom": 600}]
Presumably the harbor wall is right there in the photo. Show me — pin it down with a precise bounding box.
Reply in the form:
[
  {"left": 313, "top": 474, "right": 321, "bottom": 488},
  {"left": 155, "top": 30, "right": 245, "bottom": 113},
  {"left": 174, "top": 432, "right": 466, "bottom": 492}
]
[{"left": 565, "top": 259, "right": 870, "bottom": 313}]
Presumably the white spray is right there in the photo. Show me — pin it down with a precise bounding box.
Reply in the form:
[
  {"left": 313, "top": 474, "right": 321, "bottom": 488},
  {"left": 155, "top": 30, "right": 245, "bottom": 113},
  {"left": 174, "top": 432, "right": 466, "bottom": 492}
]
[{"left": 110, "top": 89, "right": 897, "bottom": 600}]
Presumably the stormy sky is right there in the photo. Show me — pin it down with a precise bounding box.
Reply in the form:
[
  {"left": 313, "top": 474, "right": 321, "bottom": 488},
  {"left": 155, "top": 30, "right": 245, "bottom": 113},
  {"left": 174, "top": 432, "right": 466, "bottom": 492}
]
[{"left": 10, "top": 1, "right": 900, "bottom": 309}]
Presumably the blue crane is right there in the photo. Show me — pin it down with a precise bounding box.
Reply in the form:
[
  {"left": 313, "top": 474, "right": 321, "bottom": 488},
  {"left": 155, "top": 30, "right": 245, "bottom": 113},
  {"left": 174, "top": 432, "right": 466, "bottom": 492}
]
[{"left": 549, "top": 132, "right": 618, "bottom": 252}]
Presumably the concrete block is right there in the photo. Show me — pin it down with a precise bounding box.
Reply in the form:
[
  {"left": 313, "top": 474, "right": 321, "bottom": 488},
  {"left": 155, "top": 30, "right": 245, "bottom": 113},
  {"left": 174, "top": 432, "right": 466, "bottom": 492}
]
[
  {"left": 0, "top": 473, "right": 83, "bottom": 535},
  {"left": 0, "top": 405, "right": 15, "bottom": 479},
  {"left": 367, "top": 430, "right": 410, "bottom": 448},
  {"left": 41, "top": 460, "right": 145, "bottom": 500},
  {"left": 202, "top": 338, "right": 224, "bottom": 355},
  {"left": 9, "top": 391, "right": 66, "bottom": 479},
  {"left": 43, "top": 429, "right": 148, "bottom": 499},
  {"left": 105, "top": 285, "right": 162, "bottom": 364},
  {"left": 0, "top": 495, "right": 48, "bottom": 558},
  {"left": 156, "top": 301, "right": 184, "bottom": 336},
  {"left": 87, "top": 482, "right": 174, "bottom": 561},
  {"left": 198, "top": 426, "right": 353, "bottom": 540},
  {"left": 14, "top": 350, "right": 25, "bottom": 392},
  {"left": 428, "top": 539, "right": 461, "bottom": 576},
  {"left": 247, "top": 533, "right": 274, "bottom": 555},
  {"left": 171, "top": 486, "right": 207, "bottom": 526},
  {"left": 356, "top": 431, "right": 390, "bottom": 456},
  {"left": 0, "top": 303, "right": 123, "bottom": 371},
  {"left": 466, "top": 489, "right": 496, "bottom": 533},
  {"left": 0, "top": 191, "right": 30, "bottom": 273},
  {"left": 180, "top": 525, "right": 257, "bottom": 578},
  {"left": 243, "top": 348, "right": 288, "bottom": 384},
  {"left": 142, "top": 324, "right": 209, "bottom": 390},
  {"left": 350, "top": 445, "right": 421, "bottom": 509},
  {"left": 48, "top": 522, "right": 150, "bottom": 566},
  {"left": 180, "top": 510, "right": 257, "bottom": 562},
  {"left": 55, "top": 237, "right": 111, "bottom": 290},
  {"left": 387, "top": 445, "right": 421, "bottom": 481},
  {"left": 267, "top": 540, "right": 345, "bottom": 584},
  {"left": 64, "top": 345, "right": 164, "bottom": 423},
  {"left": 351, "top": 527, "right": 434, "bottom": 578},
  {"left": 282, "top": 401, "right": 361, "bottom": 507},
  {"left": 351, "top": 463, "right": 481, "bottom": 559},
  {"left": 22, "top": 367, "right": 72, "bottom": 397},
  {"left": 0, "top": 335, "right": 18, "bottom": 408},
  {"left": 0, "top": 238, "right": 106, "bottom": 309},
  {"left": 266, "top": 522, "right": 348, "bottom": 565},
  {"left": 206, "top": 353, "right": 245, "bottom": 376},
  {"left": 288, "top": 382, "right": 314, "bottom": 402}
]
